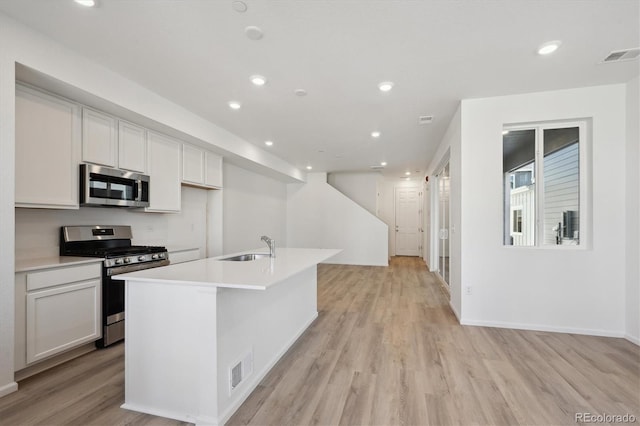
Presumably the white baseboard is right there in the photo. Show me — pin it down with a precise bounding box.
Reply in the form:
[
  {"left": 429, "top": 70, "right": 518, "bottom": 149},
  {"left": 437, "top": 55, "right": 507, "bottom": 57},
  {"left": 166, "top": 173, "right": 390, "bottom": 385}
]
[
  {"left": 121, "top": 402, "right": 202, "bottom": 425},
  {"left": 449, "top": 301, "right": 460, "bottom": 322},
  {"left": 460, "top": 318, "right": 626, "bottom": 339},
  {"left": 217, "top": 312, "right": 319, "bottom": 426},
  {"left": 0, "top": 381, "right": 18, "bottom": 398},
  {"left": 624, "top": 333, "right": 640, "bottom": 346}
]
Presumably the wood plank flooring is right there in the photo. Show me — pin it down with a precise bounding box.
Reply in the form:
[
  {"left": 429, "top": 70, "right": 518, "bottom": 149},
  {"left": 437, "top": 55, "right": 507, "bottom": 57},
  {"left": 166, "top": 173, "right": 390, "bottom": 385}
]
[{"left": 1, "top": 257, "right": 638, "bottom": 425}]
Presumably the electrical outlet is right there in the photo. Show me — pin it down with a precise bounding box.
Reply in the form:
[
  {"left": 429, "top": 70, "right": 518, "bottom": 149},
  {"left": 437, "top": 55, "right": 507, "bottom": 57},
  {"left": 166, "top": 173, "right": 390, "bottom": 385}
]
[{"left": 465, "top": 286, "right": 472, "bottom": 295}]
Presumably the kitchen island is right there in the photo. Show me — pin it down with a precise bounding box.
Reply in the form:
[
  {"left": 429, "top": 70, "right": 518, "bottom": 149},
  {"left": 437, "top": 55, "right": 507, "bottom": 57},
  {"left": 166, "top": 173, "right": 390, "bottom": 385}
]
[{"left": 118, "top": 247, "right": 340, "bottom": 426}]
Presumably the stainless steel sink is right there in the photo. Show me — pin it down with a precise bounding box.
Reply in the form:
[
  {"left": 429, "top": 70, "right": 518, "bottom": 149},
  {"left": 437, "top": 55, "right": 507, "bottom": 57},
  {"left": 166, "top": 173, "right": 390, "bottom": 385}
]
[{"left": 220, "top": 253, "right": 271, "bottom": 262}]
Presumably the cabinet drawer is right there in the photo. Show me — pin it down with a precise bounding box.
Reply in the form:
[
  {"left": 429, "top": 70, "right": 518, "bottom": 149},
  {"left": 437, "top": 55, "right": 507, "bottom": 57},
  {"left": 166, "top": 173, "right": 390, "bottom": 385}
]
[
  {"left": 169, "top": 249, "right": 201, "bottom": 264},
  {"left": 27, "top": 263, "right": 101, "bottom": 292}
]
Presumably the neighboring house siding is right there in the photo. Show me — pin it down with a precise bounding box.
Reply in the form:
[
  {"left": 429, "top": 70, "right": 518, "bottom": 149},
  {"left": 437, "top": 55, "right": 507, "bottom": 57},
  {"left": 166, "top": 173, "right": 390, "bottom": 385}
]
[
  {"left": 543, "top": 143, "right": 579, "bottom": 245},
  {"left": 510, "top": 185, "right": 535, "bottom": 246}
]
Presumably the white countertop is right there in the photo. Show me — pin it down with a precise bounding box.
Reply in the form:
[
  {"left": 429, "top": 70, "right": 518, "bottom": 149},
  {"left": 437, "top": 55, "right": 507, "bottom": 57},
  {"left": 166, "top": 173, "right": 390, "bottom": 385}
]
[
  {"left": 16, "top": 256, "right": 103, "bottom": 273},
  {"left": 119, "top": 247, "right": 341, "bottom": 290}
]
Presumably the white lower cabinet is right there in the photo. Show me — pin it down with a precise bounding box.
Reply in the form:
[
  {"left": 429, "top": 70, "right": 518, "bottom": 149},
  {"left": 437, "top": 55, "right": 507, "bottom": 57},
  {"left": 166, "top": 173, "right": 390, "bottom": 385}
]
[
  {"left": 168, "top": 248, "right": 201, "bottom": 264},
  {"left": 15, "top": 262, "right": 102, "bottom": 370}
]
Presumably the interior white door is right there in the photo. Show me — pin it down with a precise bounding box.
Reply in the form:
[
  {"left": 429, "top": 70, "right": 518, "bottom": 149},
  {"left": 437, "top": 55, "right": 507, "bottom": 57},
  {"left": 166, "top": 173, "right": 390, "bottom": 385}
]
[{"left": 395, "top": 187, "right": 422, "bottom": 256}]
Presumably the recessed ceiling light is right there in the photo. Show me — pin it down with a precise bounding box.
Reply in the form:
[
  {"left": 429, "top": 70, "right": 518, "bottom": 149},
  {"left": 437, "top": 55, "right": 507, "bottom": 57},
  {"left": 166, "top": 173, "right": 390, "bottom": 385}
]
[
  {"left": 294, "top": 89, "right": 307, "bottom": 97},
  {"left": 228, "top": 101, "right": 241, "bottom": 110},
  {"left": 245, "top": 26, "right": 264, "bottom": 41},
  {"left": 405, "top": 171, "right": 411, "bottom": 176},
  {"left": 537, "top": 40, "right": 561, "bottom": 55},
  {"left": 380, "top": 161, "right": 387, "bottom": 166},
  {"left": 74, "top": 0, "right": 95, "bottom": 6},
  {"left": 371, "top": 131, "right": 381, "bottom": 138},
  {"left": 232, "top": 1, "right": 247, "bottom": 12},
  {"left": 378, "top": 81, "right": 394, "bottom": 92},
  {"left": 250, "top": 75, "right": 266, "bottom": 86},
  {"left": 264, "top": 140, "right": 273, "bottom": 146},
  {"left": 306, "top": 165, "right": 313, "bottom": 170}
]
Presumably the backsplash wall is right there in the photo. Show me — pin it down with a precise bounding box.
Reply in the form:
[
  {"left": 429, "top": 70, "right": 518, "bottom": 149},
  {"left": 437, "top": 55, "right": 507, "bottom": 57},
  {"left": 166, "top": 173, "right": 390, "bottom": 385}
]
[{"left": 15, "top": 186, "right": 209, "bottom": 261}]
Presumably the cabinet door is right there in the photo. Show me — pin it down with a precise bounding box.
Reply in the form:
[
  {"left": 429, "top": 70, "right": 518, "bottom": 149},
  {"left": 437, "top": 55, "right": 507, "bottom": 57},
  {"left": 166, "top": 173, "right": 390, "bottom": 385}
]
[
  {"left": 182, "top": 144, "right": 205, "bottom": 185},
  {"left": 15, "top": 85, "right": 81, "bottom": 209},
  {"left": 118, "top": 120, "right": 147, "bottom": 173},
  {"left": 26, "top": 279, "right": 101, "bottom": 364},
  {"left": 146, "top": 131, "right": 181, "bottom": 212},
  {"left": 205, "top": 152, "right": 223, "bottom": 188},
  {"left": 82, "top": 107, "right": 117, "bottom": 167}
]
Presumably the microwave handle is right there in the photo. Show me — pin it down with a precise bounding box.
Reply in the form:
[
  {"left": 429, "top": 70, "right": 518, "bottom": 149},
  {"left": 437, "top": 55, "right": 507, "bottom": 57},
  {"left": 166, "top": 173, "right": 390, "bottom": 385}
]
[{"left": 135, "top": 180, "right": 142, "bottom": 202}]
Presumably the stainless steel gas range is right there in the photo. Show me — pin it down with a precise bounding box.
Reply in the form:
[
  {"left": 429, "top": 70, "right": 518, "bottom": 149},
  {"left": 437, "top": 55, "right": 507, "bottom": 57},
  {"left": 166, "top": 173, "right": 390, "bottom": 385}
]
[{"left": 60, "top": 225, "right": 169, "bottom": 347}]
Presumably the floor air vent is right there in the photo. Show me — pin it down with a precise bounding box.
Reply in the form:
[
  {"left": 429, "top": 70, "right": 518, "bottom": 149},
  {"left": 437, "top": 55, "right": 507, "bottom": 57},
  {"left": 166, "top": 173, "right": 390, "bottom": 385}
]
[
  {"left": 229, "top": 350, "right": 253, "bottom": 394},
  {"left": 602, "top": 48, "right": 640, "bottom": 63}
]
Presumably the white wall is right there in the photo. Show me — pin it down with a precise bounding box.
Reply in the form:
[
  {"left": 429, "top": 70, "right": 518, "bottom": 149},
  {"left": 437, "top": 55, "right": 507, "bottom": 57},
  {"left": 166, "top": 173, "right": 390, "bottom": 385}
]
[
  {"left": 0, "top": 30, "right": 17, "bottom": 397},
  {"left": 15, "top": 186, "right": 209, "bottom": 261},
  {"left": 459, "top": 84, "right": 627, "bottom": 337},
  {"left": 625, "top": 76, "right": 640, "bottom": 344},
  {"left": 427, "top": 106, "right": 462, "bottom": 318},
  {"left": 327, "top": 172, "right": 380, "bottom": 216},
  {"left": 222, "top": 163, "right": 287, "bottom": 254},
  {"left": 287, "top": 173, "right": 388, "bottom": 266}
]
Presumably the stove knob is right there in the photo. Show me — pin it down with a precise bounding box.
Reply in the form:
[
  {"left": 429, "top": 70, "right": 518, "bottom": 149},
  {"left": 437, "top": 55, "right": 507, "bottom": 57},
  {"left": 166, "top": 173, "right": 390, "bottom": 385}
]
[
  {"left": 152, "top": 254, "right": 159, "bottom": 260},
  {"left": 138, "top": 255, "right": 145, "bottom": 261},
  {"left": 124, "top": 257, "right": 131, "bottom": 264},
  {"left": 158, "top": 253, "right": 165, "bottom": 258},
  {"left": 115, "top": 258, "right": 123, "bottom": 265}
]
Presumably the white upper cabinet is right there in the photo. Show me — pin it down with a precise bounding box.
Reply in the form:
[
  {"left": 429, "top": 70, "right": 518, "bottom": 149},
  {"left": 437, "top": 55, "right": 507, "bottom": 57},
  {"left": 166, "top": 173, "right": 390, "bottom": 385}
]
[
  {"left": 146, "top": 131, "right": 181, "bottom": 212},
  {"left": 15, "top": 84, "right": 81, "bottom": 209},
  {"left": 182, "top": 144, "right": 205, "bottom": 185},
  {"left": 182, "top": 144, "right": 223, "bottom": 189},
  {"left": 82, "top": 107, "right": 117, "bottom": 167},
  {"left": 205, "top": 151, "right": 223, "bottom": 188},
  {"left": 118, "top": 121, "right": 147, "bottom": 173}
]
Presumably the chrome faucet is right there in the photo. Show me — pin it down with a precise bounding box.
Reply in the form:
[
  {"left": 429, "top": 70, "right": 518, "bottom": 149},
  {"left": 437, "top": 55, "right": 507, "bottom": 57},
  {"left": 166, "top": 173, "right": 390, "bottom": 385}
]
[{"left": 261, "top": 235, "right": 276, "bottom": 258}]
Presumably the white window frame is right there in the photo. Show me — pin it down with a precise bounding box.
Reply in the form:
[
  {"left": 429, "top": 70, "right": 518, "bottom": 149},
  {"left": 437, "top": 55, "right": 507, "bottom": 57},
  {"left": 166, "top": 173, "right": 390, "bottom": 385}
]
[{"left": 503, "top": 119, "right": 590, "bottom": 249}]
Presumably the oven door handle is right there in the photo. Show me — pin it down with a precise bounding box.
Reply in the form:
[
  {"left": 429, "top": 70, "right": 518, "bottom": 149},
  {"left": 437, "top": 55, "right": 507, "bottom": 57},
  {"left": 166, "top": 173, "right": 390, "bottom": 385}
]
[{"left": 107, "top": 259, "right": 170, "bottom": 276}]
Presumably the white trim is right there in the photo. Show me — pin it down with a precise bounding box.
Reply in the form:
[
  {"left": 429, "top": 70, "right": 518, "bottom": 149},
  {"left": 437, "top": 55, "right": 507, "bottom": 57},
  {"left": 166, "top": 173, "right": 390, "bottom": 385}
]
[
  {"left": 624, "top": 333, "right": 640, "bottom": 346},
  {"left": 460, "top": 318, "right": 625, "bottom": 338},
  {"left": 216, "top": 312, "right": 319, "bottom": 426},
  {"left": 449, "top": 301, "right": 460, "bottom": 322},
  {"left": 0, "top": 382, "right": 18, "bottom": 398}
]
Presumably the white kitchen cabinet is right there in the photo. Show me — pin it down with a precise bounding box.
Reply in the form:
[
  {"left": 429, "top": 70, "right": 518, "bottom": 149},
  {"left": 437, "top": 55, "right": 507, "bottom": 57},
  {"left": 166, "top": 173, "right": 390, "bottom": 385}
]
[
  {"left": 118, "top": 120, "right": 147, "bottom": 173},
  {"left": 82, "top": 107, "right": 117, "bottom": 167},
  {"left": 146, "top": 131, "right": 182, "bottom": 212},
  {"left": 15, "top": 262, "right": 102, "bottom": 369},
  {"left": 205, "top": 151, "right": 223, "bottom": 188},
  {"left": 15, "top": 84, "right": 81, "bottom": 209},
  {"left": 182, "top": 144, "right": 223, "bottom": 189},
  {"left": 182, "top": 144, "right": 205, "bottom": 185},
  {"left": 168, "top": 248, "right": 201, "bottom": 264}
]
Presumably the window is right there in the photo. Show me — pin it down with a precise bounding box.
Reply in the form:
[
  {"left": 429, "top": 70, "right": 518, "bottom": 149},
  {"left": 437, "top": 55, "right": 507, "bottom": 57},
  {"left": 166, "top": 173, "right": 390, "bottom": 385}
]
[
  {"left": 511, "top": 207, "right": 523, "bottom": 234},
  {"left": 503, "top": 121, "right": 586, "bottom": 247}
]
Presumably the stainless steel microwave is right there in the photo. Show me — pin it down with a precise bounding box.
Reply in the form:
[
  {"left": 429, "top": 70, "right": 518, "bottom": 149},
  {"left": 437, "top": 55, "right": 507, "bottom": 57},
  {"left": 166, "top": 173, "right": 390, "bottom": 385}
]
[{"left": 80, "top": 164, "right": 150, "bottom": 208}]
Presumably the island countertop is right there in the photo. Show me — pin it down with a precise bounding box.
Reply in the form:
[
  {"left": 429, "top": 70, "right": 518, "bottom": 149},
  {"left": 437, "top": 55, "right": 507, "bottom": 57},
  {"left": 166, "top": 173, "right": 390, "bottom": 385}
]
[{"left": 119, "top": 247, "right": 341, "bottom": 290}]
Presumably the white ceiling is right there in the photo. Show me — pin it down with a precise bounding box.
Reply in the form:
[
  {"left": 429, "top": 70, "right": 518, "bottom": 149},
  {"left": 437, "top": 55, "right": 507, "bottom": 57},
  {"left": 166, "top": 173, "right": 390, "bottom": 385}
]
[{"left": 0, "top": 0, "right": 638, "bottom": 179}]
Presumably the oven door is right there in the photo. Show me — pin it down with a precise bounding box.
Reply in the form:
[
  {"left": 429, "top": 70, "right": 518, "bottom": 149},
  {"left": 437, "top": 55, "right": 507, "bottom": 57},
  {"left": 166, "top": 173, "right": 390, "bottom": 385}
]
[{"left": 98, "top": 274, "right": 125, "bottom": 348}]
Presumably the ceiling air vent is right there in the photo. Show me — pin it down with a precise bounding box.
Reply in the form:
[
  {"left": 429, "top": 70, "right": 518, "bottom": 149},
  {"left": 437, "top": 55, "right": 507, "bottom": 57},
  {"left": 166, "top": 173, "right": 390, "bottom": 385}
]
[
  {"left": 418, "top": 115, "right": 434, "bottom": 125},
  {"left": 602, "top": 48, "right": 640, "bottom": 63},
  {"left": 370, "top": 165, "right": 385, "bottom": 170}
]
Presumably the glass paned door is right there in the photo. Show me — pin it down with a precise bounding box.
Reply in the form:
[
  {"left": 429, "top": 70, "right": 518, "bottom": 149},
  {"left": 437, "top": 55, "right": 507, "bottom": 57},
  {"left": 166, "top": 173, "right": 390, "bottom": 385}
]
[{"left": 436, "top": 162, "right": 450, "bottom": 285}]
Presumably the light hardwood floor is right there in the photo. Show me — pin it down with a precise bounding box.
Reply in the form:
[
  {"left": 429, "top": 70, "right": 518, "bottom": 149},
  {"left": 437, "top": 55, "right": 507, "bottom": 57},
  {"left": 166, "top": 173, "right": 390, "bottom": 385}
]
[{"left": 1, "top": 257, "right": 638, "bottom": 425}]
